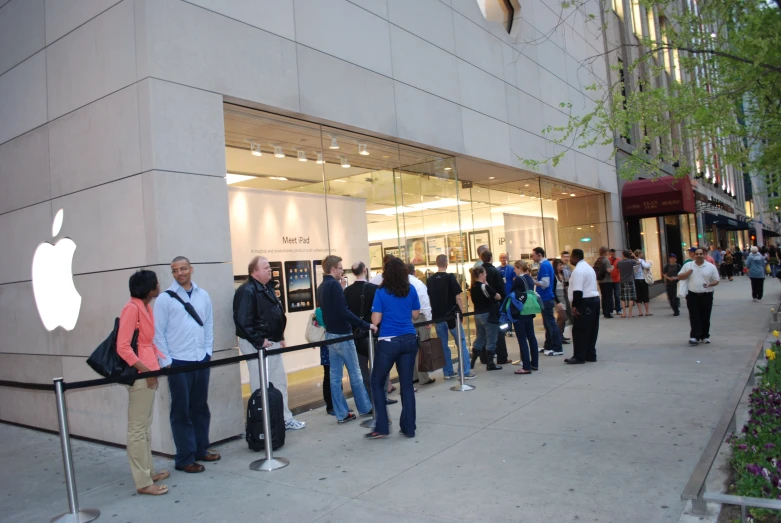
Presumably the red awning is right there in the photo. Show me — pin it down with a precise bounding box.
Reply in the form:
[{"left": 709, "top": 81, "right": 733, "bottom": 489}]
[{"left": 621, "top": 176, "right": 696, "bottom": 217}]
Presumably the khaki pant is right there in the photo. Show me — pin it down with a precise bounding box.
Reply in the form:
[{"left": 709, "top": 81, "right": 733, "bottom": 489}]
[
  {"left": 238, "top": 339, "right": 293, "bottom": 422},
  {"left": 126, "top": 378, "right": 156, "bottom": 489}
]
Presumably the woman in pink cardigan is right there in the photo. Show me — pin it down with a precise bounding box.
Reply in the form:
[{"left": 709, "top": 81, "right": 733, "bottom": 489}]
[{"left": 117, "top": 270, "right": 168, "bottom": 495}]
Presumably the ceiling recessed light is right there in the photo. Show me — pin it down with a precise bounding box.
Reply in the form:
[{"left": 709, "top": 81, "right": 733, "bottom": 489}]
[
  {"left": 274, "top": 146, "right": 284, "bottom": 158},
  {"left": 547, "top": 198, "right": 552, "bottom": 201},
  {"left": 269, "top": 176, "right": 288, "bottom": 181},
  {"left": 250, "top": 142, "right": 262, "bottom": 157},
  {"left": 489, "top": 176, "right": 495, "bottom": 180},
  {"left": 329, "top": 136, "right": 339, "bottom": 150},
  {"left": 358, "top": 144, "right": 369, "bottom": 156},
  {"left": 444, "top": 167, "right": 452, "bottom": 171},
  {"left": 577, "top": 227, "right": 582, "bottom": 230},
  {"left": 524, "top": 184, "right": 530, "bottom": 187},
  {"left": 226, "top": 173, "right": 255, "bottom": 185},
  {"left": 570, "top": 193, "right": 576, "bottom": 197},
  {"left": 297, "top": 150, "right": 307, "bottom": 162},
  {"left": 333, "top": 179, "right": 346, "bottom": 183},
  {"left": 316, "top": 152, "right": 324, "bottom": 164},
  {"left": 561, "top": 192, "right": 567, "bottom": 195},
  {"left": 341, "top": 157, "right": 351, "bottom": 168}
]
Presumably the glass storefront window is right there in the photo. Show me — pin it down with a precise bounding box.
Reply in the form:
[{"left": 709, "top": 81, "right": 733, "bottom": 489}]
[{"left": 640, "top": 217, "right": 663, "bottom": 280}]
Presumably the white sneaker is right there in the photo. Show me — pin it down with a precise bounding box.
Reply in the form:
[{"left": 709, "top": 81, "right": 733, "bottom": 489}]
[
  {"left": 285, "top": 419, "right": 306, "bottom": 430},
  {"left": 543, "top": 349, "right": 553, "bottom": 356},
  {"left": 689, "top": 338, "right": 699, "bottom": 345},
  {"left": 538, "top": 347, "right": 545, "bottom": 353},
  {"left": 547, "top": 351, "right": 564, "bottom": 356},
  {"left": 702, "top": 338, "right": 711, "bottom": 344}
]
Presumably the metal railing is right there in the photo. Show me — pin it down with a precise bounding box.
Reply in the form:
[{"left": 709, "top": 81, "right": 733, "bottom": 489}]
[
  {"left": 0, "top": 310, "right": 475, "bottom": 522},
  {"left": 680, "top": 339, "right": 764, "bottom": 516}
]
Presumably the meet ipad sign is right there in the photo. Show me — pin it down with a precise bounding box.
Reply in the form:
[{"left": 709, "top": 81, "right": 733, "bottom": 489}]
[{"left": 31, "top": 209, "right": 81, "bottom": 331}]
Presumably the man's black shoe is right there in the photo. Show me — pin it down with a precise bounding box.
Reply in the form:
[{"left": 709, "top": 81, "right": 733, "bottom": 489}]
[
  {"left": 604, "top": 315, "right": 614, "bottom": 319},
  {"left": 673, "top": 312, "right": 680, "bottom": 316},
  {"left": 585, "top": 357, "right": 597, "bottom": 362},
  {"left": 564, "top": 357, "right": 585, "bottom": 364}
]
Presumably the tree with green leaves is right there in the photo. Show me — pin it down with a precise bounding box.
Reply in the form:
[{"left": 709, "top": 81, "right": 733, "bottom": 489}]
[{"left": 522, "top": 0, "right": 781, "bottom": 201}]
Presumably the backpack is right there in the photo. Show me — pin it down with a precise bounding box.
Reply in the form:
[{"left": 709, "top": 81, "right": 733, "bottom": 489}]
[
  {"left": 499, "top": 292, "right": 525, "bottom": 325},
  {"left": 593, "top": 256, "right": 607, "bottom": 280},
  {"left": 246, "top": 383, "right": 285, "bottom": 452}
]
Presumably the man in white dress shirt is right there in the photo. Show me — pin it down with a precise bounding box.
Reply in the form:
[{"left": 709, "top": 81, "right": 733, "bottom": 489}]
[
  {"left": 154, "top": 256, "right": 220, "bottom": 473},
  {"left": 407, "top": 263, "right": 435, "bottom": 385},
  {"left": 565, "top": 249, "right": 601, "bottom": 365},
  {"left": 677, "top": 247, "right": 720, "bottom": 345}
]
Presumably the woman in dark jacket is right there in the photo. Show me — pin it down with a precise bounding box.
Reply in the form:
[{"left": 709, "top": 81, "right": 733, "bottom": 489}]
[
  {"left": 469, "top": 266, "right": 503, "bottom": 371},
  {"left": 510, "top": 260, "right": 538, "bottom": 375}
]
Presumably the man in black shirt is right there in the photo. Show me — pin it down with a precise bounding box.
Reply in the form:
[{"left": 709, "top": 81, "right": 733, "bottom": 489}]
[
  {"left": 482, "top": 250, "right": 510, "bottom": 364},
  {"left": 662, "top": 254, "right": 681, "bottom": 316},
  {"left": 344, "top": 261, "right": 378, "bottom": 398},
  {"left": 427, "top": 255, "right": 475, "bottom": 380}
]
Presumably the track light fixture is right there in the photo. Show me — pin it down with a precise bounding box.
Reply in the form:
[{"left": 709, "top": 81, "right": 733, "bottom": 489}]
[
  {"left": 316, "top": 152, "right": 324, "bottom": 164},
  {"left": 297, "top": 150, "right": 307, "bottom": 162},
  {"left": 274, "top": 146, "right": 284, "bottom": 158},
  {"left": 341, "top": 157, "right": 350, "bottom": 168},
  {"left": 358, "top": 143, "right": 369, "bottom": 156},
  {"left": 329, "top": 136, "right": 339, "bottom": 150},
  {"left": 250, "top": 142, "right": 262, "bottom": 156}
]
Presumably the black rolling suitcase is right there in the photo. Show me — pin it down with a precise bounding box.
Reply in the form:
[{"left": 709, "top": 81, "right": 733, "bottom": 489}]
[{"left": 246, "top": 383, "right": 285, "bottom": 452}]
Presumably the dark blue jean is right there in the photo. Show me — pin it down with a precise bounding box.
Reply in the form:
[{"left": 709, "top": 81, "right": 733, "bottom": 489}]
[
  {"left": 513, "top": 316, "right": 538, "bottom": 370},
  {"left": 541, "top": 299, "right": 562, "bottom": 351},
  {"left": 371, "top": 334, "right": 418, "bottom": 436},
  {"left": 168, "top": 354, "right": 211, "bottom": 468}
]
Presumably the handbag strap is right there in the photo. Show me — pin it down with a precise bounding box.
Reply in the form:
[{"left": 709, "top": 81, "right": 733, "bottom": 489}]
[{"left": 165, "top": 290, "right": 204, "bottom": 326}]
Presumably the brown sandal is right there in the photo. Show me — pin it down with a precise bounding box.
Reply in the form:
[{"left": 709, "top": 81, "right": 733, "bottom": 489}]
[
  {"left": 152, "top": 470, "right": 169, "bottom": 482},
  {"left": 137, "top": 484, "right": 168, "bottom": 496},
  {"left": 514, "top": 369, "right": 531, "bottom": 375}
]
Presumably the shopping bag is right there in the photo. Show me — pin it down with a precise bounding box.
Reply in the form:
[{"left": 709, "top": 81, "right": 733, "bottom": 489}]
[
  {"left": 304, "top": 311, "right": 326, "bottom": 343},
  {"left": 418, "top": 337, "right": 446, "bottom": 372}
]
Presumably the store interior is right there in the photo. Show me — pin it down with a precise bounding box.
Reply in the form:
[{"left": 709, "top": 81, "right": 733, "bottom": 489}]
[{"left": 224, "top": 104, "right": 611, "bottom": 409}]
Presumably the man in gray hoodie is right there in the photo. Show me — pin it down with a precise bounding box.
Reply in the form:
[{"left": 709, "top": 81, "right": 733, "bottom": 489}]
[{"left": 746, "top": 246, "right": 766, "bottom": 301}]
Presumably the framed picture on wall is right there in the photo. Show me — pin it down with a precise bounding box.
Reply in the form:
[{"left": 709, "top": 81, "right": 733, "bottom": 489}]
[
  {"left": 468, "top": 230, "right": 491, "bottom": 261},
  {"left": 384, "top": 245, "right": 406, "bottom": 261},
  {"left": 369, "top": 242, "right": 383, "bottom": 270},
  {"left": 447, "top": 233, "right": 467, "bottom": 264},
  {"left": 406, "top": 237, "right": 427, "bottom": 265},
  {"left": 426, "top": 235, "right": 447, "bottom": 266}
]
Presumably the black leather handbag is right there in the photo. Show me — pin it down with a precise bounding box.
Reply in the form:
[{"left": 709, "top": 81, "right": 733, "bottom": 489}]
[{"left": 86, "top": 312, "right": 139, "bottom": 385}]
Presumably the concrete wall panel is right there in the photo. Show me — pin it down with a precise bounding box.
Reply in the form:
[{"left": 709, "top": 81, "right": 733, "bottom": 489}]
[
  {"left": 461, "top": 108, "right": 511, "bottom": 165},
  {"left": 394, "top": 82, "right": 464, "bottom": 154},
  {"left": 44, "top": 0, "right": 121, "bottom": 44},
  {"left": 457, "top": 59, "right": 507, "bottom": 122},
  {"left": 0, "top": 0, "right": 45, "bottom": 75},
  {"left": 0, "top": 202, "right": 53, "bottom": 285},
  {"left": 0, "top": 127, "right": 51, "bottom": 215},
  {"left": 0, "top": 52, "right": 47, "bottom": 145},
  {"left": 48, "top": 85, "right": 142, "bottom": 197},
  {"left": 388, "top": 0, "right": 455, "bottom": 53},
  {"left": 184, "top": 0, "right": 296, "bottom": 40},
  {"left": 390, "top": 25, "right": 460, "bottom": 103},
  {"left": 46, "top": 0, "right": 136, "bottom": 120}
]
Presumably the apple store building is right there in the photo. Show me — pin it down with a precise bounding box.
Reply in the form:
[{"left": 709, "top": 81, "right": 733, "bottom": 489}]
[{"left": 0, "top": 0, "right": 620, "bottom": 452}]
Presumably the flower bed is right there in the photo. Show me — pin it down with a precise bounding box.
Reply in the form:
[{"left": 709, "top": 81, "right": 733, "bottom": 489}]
[{"left": 726, "top": 333, "right": 781, "bottom": 521}]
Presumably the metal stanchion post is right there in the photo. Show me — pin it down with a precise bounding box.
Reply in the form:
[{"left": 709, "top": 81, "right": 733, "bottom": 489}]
[
  {"left": 249, "top": 347, "right": 289, "bottom": 472},
  {"left": 360, "top": 333, "right": 377, "bottom": 429},
  {"left": 450, "top": 313, "right": 475, "bottom": 392},
  {"left": 50, "top": 378, "right": 100, "bottom": 523}
]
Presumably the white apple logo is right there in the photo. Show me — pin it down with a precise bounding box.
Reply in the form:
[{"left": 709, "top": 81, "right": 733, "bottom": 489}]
[{"left": 32, "top": 209, "right": 81, "bottom": 331}]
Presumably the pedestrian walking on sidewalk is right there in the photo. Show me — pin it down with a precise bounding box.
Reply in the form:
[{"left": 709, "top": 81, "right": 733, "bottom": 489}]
[
  {"left": 608, "top": 249, "right": 622, "bottom": 316},
  {"left": 677, "top": 248, "right": 720, "bottom": 345},
  {"left": 565, "top": 249, "right": 600, "bottom": 364},
  {"left": 633, "top": 250, "right": 653, "bottom": 317},
  {"left": 154, "top": 256, "right": 219, "bottom": 474},
  {"left": 662, "top": 254, "right": 681, "bottom": 316},
  {"left": 746, "top": 246, "right": 766, "bottom": 301},
  {"left": 616, "top": 250, "right": 639, "bottom": 318},
  {"left": 723, "top": 249, "right": 734, "bottom": 281},
  {"left": 595, "top": 246, "right": 614, "bottom": 319}
]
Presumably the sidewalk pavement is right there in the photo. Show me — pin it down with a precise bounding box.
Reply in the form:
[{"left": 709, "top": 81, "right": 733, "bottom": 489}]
[{"left": 2, "top": 276, "right": 776, "bottom": 523}]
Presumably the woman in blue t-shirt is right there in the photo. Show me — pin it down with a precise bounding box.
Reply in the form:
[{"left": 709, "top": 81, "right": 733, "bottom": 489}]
[{"left": 367, "top": 257, "right": 421, "bottom": 439}]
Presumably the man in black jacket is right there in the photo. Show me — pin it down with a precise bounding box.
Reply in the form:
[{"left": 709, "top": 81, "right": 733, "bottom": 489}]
[
  {"left": 344, "top": 262, "right": 378, "bottom": 399},
  {"left": 234, "top": 256, "right": 305, "bottom": 430},
  {"left": 481, "top": 250, "right": 510, "bottom": 365}
]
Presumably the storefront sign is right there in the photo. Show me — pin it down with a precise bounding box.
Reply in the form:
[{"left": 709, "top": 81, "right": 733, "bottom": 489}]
[{"left": 622, "top": 176, "right": 696, "bottom": 217}]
